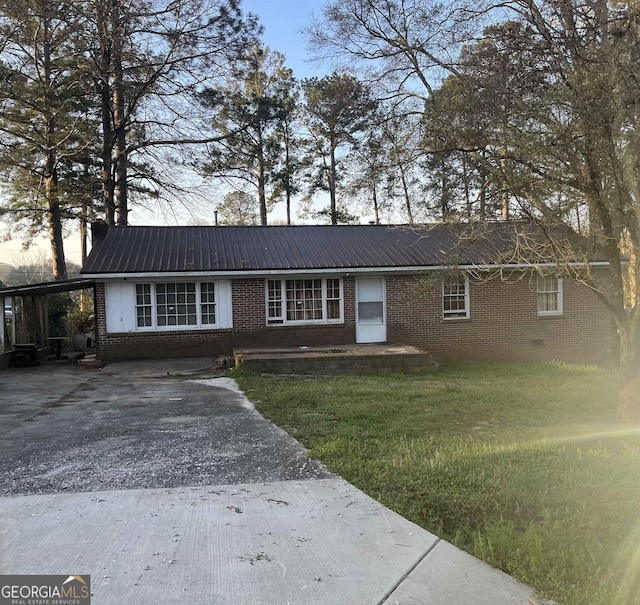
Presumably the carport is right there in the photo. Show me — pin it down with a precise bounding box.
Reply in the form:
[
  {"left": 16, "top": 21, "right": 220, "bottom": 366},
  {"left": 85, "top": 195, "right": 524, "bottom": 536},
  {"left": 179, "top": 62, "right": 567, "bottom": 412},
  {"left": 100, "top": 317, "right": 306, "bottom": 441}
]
[{"left": 0, "top": 278, "right": 95, "bottom": 363}]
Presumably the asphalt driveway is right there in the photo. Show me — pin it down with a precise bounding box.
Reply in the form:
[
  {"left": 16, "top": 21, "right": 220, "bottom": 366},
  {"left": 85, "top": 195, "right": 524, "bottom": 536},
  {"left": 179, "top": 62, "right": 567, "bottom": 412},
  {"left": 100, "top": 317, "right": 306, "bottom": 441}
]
[{"left": 0, "top": 362, "right": 328, "bottom": 496}]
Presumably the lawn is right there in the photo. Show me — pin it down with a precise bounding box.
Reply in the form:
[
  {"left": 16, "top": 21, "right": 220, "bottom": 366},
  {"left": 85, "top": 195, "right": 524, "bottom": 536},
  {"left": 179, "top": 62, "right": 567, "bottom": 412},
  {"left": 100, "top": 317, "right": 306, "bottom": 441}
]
[{"left": 234, "top": 361, "right": 640, "bottom": 605}]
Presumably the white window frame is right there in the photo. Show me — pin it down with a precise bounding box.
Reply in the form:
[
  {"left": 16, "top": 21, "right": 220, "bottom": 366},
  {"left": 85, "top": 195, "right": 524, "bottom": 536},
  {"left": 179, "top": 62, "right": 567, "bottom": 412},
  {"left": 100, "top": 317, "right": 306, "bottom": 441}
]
[
  {"left": 134, "top": 281, "right": 220, "bottom": 330},
  {"left": 266, "top": 277, "right": 344, "bottom": 325},
  {"left": 537, "top": 275, "right": 563, "bottom": 316},
  {"left": 135, "top": 283, "right": 153, "bottom": 328},
  {"left": 442, "top": 276, "right": 470, "bottom": 320}
]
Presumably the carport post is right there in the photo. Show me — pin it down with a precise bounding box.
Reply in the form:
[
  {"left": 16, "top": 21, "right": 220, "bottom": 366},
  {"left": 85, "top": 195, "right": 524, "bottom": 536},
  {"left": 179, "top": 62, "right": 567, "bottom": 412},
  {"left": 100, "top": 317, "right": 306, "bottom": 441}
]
[
  {"left": 0, "top": 296, "right": 4, "bottom": 352},
  {"left": 10, "top": 297, "right": 15, "bottom": 348},
  {"left": 19, "top": 296, "right": 27, "bottom": 342},
  {"left": 37, "top": 296, "right": 46, "bottom": 348},
  {"left": 43, "top": 296, "right": 49, "bottom": 347},
  {"left": 24, "top": 296, "right": 34, "bottom": 343}
]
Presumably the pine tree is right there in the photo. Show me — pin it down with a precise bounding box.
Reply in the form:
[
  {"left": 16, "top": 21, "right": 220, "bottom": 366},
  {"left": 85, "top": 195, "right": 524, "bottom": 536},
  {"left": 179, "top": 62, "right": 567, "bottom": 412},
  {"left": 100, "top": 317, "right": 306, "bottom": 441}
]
[
  {"left": 302, "top": 73, "right": 378, "bottom": 225},
  {"left": 200, "top": 45, "right": 297, "bottom": 225},
  {"left": 0, "top": 0, "right": 96, "bottom": 279}
]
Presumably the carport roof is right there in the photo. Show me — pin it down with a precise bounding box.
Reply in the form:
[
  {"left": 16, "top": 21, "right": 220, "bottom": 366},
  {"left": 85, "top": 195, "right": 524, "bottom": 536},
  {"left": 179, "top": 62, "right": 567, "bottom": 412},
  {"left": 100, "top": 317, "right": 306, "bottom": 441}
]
[
  {"left": 81, "top": 223, "right": 608, "bottom": 275},
  {"left": 0, "top": 278, "right": 95, "bottom": 297}
]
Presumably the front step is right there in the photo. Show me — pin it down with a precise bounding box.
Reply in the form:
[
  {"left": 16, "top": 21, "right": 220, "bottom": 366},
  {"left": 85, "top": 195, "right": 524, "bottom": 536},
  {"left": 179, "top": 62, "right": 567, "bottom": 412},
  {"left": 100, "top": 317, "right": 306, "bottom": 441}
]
[{"left": 78, "top": 353, "right": 102, "bottom": 368}]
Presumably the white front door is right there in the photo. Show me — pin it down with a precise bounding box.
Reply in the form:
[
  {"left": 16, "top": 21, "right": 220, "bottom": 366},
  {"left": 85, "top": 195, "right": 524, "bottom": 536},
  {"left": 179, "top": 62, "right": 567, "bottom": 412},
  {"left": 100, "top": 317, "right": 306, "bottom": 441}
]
[{"left": 356, "top": 277, "right": 386, "bottom": 343}]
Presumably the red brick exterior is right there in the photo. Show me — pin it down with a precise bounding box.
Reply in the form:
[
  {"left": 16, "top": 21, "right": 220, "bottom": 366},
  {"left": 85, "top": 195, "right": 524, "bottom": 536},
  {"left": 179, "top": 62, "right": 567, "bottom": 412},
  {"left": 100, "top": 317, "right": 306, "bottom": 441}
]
[
  {"left": 95, "top": 272, "right": 615, "bottom": 364},
  {"left": 386, "top": 272, "right": 615, "bottom": 364},
  {"left": 228, "top": 278, "right": 356, "bottom": 349},
  {"left": 94, "top": 282, "right": 233, "bottom": 359},
  {"left": 95, "top": 278, "right": 357, "bottom": 360}
]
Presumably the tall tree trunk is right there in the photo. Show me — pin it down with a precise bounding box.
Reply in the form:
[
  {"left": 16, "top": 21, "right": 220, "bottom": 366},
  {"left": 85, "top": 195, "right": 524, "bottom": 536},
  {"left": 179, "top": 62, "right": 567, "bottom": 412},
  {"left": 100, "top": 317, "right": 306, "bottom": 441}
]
[
  {"left": 440, "top": 155, "right": 448, "bottom": 219},
  {"left": 95, "top": 0, "right": 115, "bottom": 224},
  {"left": 80, "top": 159, "right": 90, "bottom": 263},
  {"left": 47, "top": 185, "right": 68, "bottom": 281},
  {"left": 257, "top": 126, "right": 267, "bottom": 225},
  {"left": 372, "top": 181, "right": 379, "bottom": 224},
  {"left": 80, "top": 199, "right": 89, "bottom": 311},
  {"left": 45, "top": 135, "right": 67, "bottom": 280},
  {"left": 615, "top": 310, "right": 640, "bottom": 382},
  {"left": 479, "top": 151, "right": 488, "bottom": 220},
  {"left": 462, "top": 153, "right": 472, "bottom": 219},
  {"left": 42, "top": 16, "right": 67, "bottom": 280},
  {"left": 284, "top": 127, "right": 292, "bottom": 225},
  {"left": 398, "top": 162, "right": 414, "bottom": 224},
  {"left": 329, "top": 139, "right": 337, "bottom": 225},
  {"left": 112, "top": 0, "right": 128, "bottom": 226},
  {"left": 285, "top": 186, "right": 292, "bottom": 225},
  {"left": 501, "top": 190, "right": 510, "bottom": 221},
  {"left": 500, "top": 157, "right": 509, "bottom": 220},
  {"left": 113, "top": 26, "right": 129, "bottom": 226},
  {"left": 101, "top": 88, "right": 115, "bottom": 224}
]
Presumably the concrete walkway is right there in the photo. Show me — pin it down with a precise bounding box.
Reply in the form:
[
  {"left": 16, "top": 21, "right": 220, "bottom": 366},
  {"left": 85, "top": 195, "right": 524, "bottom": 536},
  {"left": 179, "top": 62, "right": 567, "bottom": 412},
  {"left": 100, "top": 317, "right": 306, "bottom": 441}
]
[{"left": 0, "top": 359, "right": 547, "bottom": 604}]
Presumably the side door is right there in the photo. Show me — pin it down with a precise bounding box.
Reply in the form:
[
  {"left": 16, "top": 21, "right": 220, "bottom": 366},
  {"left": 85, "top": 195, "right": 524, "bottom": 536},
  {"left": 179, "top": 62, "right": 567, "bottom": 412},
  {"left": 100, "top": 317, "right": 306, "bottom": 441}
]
[{"left": 355, "top": 277, "right": 386, "bottom": 343}]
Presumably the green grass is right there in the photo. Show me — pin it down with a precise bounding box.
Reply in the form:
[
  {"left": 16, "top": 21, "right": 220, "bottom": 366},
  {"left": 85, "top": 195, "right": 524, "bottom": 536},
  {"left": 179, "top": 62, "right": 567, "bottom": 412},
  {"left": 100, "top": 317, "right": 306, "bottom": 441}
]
[{"left": 234, "top": 362, "right": 640, "bottom": 605}]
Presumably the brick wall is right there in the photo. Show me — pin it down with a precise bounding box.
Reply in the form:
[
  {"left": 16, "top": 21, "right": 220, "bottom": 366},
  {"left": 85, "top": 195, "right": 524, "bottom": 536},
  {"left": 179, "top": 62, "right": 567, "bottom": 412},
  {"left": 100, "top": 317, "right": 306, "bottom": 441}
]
[
  {"left": 95, "top": 282, "right": 106, "bottom": 360},
  {"left": 386, "top": 271, "right": 615, "bottom": 364},
  {"left": 95, "top": 272, "right": 615, "bottom": 364},
  {"left": 94, "top": 282, "right": 230, "bottom": 359},
  {"left": 95, "top": 277, "right": 357, "bottom": 361},
  {"left": 230, "top": 277, "right": 356, "bottom": 349}
]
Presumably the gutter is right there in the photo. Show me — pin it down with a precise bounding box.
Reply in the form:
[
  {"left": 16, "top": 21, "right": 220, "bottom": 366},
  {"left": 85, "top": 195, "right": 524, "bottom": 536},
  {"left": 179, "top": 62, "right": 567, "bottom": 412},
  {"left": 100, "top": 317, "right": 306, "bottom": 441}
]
[{"left": 82, "top": 262, "right": 612, "bottom": 280}]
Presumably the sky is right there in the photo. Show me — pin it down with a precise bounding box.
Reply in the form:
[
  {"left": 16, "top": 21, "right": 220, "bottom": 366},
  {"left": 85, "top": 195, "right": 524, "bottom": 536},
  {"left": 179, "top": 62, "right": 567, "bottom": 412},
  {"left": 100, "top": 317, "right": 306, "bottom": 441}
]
[
  {"left": 243, "top": 0, "right": 328, "bottom": 79},
  {"left": 0, "top": 0, "right": 331, "bottom": 268}
]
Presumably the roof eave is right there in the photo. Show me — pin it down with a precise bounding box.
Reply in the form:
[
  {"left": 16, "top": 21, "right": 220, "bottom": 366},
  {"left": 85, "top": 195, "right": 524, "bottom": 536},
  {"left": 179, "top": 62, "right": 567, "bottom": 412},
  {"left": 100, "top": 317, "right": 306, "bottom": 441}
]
[{"left": 82, "top": 261, "right": 611, "bottom": 280}]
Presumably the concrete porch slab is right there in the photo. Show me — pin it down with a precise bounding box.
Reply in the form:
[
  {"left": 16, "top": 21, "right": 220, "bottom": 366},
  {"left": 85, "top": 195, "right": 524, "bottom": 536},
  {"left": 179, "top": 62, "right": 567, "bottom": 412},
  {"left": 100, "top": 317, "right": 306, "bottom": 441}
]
[
  {"left": 234, "top": 344, "right": 428, "bottom": 358},
  {"left": 235, "top": 344, "right": 438, "bottom": 375}
]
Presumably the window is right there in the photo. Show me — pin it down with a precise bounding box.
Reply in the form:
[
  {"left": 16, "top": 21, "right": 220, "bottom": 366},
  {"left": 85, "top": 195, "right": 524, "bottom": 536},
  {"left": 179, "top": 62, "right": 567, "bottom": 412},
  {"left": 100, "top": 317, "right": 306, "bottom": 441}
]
[
  {"left": 443, "top": 276, "right": 469, "bottom": 319},
  {"left": 156, "top": 283, "right": 197, "bottom": 326},
  {"left": 267, "top": 280, "right": 283, "bottom": 324},
  {"left": 326, "top": 278, "right": 341, "bottom": 320},
  {"left": 267, "top": 278, "right": 343, "bottom": 325},
  {"left": 200, "top": 282, "right": 216, "bottom": 325},
  {"left": 286, "top": 279, "right": 323, "bottom": 321},
  {"left": 135, "top": 284, "right": 152, "bottom": 327},
  {"left": 537, "top": 275, "right": 563, "bottom": 316},
  {"left": 135, "top": 282, "right": 220, "bottom": 329}
]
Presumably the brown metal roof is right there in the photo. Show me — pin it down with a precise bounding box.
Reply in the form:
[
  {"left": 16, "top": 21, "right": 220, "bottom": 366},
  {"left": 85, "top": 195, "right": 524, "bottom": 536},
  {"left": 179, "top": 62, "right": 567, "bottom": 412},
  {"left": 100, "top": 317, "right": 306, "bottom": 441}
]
[{"left": 81, "top": 223, "right": 606, "bottom": 274}]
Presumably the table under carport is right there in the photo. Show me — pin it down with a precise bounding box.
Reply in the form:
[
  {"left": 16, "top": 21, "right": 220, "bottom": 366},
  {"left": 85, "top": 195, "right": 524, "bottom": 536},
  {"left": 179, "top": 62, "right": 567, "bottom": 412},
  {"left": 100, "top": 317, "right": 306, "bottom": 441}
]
[{"left": 0, "top": 278, "right": 95, "bottom": 366}]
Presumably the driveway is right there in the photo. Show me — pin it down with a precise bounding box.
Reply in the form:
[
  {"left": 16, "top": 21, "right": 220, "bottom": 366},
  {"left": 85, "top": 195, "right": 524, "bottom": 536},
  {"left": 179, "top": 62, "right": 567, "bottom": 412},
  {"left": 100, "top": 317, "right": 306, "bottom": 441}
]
[
  {"left": 0, "top": 365, "right": 327, "bottom": 496},
  {"left": 0, "top": 360, "right": 546, "bottom": 604}
]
